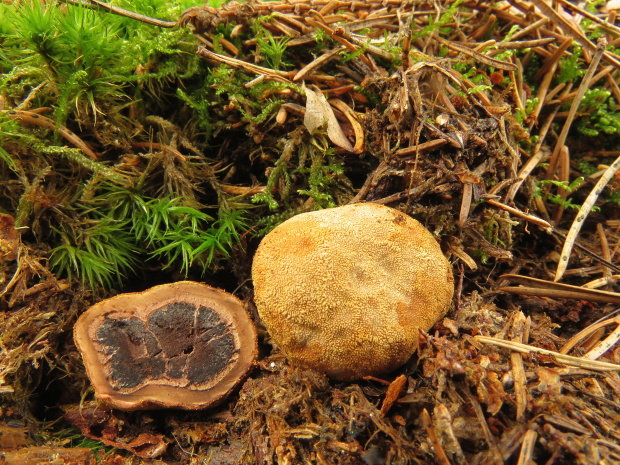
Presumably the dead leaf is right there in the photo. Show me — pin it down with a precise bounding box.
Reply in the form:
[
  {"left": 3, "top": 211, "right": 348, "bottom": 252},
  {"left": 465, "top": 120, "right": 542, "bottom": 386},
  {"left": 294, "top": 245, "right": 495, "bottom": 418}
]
[
  {"left": 0, "top": 424, "right": 30, "bottom": 449},
  {"left": 380, "top": 374, "right": 407, "bottom": 415},
  {"left": 125, "top": 433, "right": 168, "bottom": 459},
  {"left": 303, "top": 84, "right": 354, "bottom": 152},
  {"left": 64, "top": 405, "right": 168, "bottom": 459}
]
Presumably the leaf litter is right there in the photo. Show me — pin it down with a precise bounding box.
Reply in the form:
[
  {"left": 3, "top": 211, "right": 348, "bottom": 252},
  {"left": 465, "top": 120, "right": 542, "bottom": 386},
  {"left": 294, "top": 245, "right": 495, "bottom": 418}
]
[{"left": 0, "top": 0, "right": 619, "bottom": 464}]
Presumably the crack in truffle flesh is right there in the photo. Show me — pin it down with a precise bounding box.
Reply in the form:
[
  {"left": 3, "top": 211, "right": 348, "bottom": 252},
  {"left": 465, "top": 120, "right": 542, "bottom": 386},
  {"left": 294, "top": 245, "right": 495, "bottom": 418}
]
[{"left": 94, "top": 302, "right": 238, "bottom": 393}]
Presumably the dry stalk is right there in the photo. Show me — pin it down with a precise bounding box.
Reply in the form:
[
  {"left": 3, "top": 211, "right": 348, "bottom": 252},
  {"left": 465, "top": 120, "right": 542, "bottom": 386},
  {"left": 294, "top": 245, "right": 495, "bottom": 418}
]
[
  {"left": 509, "top": 312, "right": 528, "bottom": 423},
  {"left": 5, "top": 110, "right": 99, "bottom": 160},
  {"left": 596, "top": 223, "right": 613, "bottom": 280},
  {"left": 546, "top": 41, "right": 606, "bottom": 180},
  {"left": 555, "top": 154, "right": 620, "bottom": 281},
  {"left": 584, "top": 275, "right": 620, "bottom": 289},
  {"left": 500, "top": 274, "right": 620, "bottom": 304},
  {"left": 561, "top": 312, "right": 620, "bottom": 355},
  {"left": 524, "top": 0, "right": 620, "bottom": 67},
  {"left": 516, "top": 429, "right": 538, "bottom": 465},
  {"left": 475, "top": 336, "right": 620, "bottom": 371},
  {"left": 551, "top": 145, "right": 571, "bottom": 225},
  {"left": 486, "top": 199, "right": 552, "bottom": 230},
  {"left": 505, "top": 108, "right": 559, "bottom": 203}
]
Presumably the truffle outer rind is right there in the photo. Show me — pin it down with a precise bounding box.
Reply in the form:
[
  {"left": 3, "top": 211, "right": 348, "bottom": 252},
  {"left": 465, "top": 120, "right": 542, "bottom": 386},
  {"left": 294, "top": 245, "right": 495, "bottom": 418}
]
[
  {"left": 74, "top": 281, "right": 257, "bottom": 410},
  {"left": 252, "top": 203, "right": 454, "bottom": 381}
]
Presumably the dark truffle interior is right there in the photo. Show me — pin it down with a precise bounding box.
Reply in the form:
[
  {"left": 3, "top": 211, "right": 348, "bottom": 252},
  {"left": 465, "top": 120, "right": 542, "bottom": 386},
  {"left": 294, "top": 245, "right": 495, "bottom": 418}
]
[{"left": 95, "top": 302, "right": 237, "bottom": 390}]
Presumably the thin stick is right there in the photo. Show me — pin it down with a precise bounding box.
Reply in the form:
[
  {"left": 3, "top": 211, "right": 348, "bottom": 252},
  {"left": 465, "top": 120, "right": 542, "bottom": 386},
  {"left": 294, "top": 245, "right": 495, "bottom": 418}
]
[
  {"left": 584, "top": 324, "right": 620, "bottom": 360},
  {"left": 395, "top": 139, "right": 448, "bottom": 156},
  {"left": 486, "top": 199, "right": 552, "bottom": 230},
  {"left": 500, "top": 274, "right": 620, "bottom": 304},
  {"left": 475, "top": 336, "right": 620, "bottom": 371},
  {"left": 551, "top": 229, "right": 620, "bottom": 274},
  {"left": 526, "top": 0, "right": 620, "bottom": 67},
  {"left": 555, "top": 0, "right": 620, "bottom": 36},
  {"left": 552, "top": 145, "right": 571, "bottom": 225},
  {"left": 583, "top": 275, "right": 620, "bottom": 289},
  {"left": 493, "top": 38, "right": 556, "bottom": 49},
  {"left": 501, "top": 286, "right": 620, "bottom": 304},
  {"left": 435, "top": 36, "right": 517, "bottom": 71},
  {"left": 293, "top": 48, "right": 343, "bottom": 81},
  {"left": 459, "top": 182, "right": 472, "bottom": 228},
  {"left": 196, "top": 47, "right": 293, "bottom": 82},
  {"left": 510, "top": 312, "right": 528, "bottom": 422},
  {"left": 546, "top": 41, "right": 605, "bottom": 180},
  {"left": 506, "top": 108, "right": 559, "bottom": 203},
  {"left": 6, "top": 110, "right": 99, "bottom": 160},
  {"left": 596, "top": 223, "right": 612, "bottom": 279},
  {"left": 65, "top": 0, "right": 177, "bottom": 27}
]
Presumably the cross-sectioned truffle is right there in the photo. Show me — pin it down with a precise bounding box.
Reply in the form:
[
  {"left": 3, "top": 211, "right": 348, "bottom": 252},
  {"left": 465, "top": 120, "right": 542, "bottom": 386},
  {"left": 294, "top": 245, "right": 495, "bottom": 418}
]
[
  {"left": 252, "top": 203, "right": 454, "bottom": 381},
  {"left": 74, "top": 281, "right": 257, "bottom": 410}
]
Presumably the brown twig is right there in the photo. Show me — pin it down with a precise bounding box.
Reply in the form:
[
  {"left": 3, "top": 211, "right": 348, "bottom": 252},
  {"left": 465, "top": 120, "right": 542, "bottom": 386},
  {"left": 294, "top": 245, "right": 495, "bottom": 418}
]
[
  {"left": 475, "top": 335, "right": 620, "bottom": 371},
  {"left": 500, "top": 274, "right": 620, "bottom": 304}
]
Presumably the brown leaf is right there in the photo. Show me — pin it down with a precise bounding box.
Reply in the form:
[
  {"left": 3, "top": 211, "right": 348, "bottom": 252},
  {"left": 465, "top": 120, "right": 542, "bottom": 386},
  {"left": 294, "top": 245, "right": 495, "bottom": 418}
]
[
  {"left": 303, "top": 85, "right": 354, "bottom": 152},
  {"left": 64, "top": 405, "right": 167, "bottom": 459},
  {"left": 124, "top": 433, "right": 168, "bottom": 459},
  {"left": 380, "top": 374, "right": 407, "bottom": 415},
  {"left": 0, "top": 424, "right": 30, "bottom": 450}
]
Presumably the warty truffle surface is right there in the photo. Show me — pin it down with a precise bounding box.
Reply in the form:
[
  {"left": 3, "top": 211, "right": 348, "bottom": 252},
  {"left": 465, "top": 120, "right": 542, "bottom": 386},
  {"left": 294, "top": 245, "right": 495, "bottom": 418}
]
[{"left": 252, "top": 203, "right": 454, "bottom": 380}]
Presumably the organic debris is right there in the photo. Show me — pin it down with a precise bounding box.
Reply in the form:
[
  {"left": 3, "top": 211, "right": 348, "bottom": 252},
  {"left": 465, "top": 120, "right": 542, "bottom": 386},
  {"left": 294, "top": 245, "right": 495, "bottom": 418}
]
[{"left": 0, "top": 0, "right": 619, "bottom": 464}]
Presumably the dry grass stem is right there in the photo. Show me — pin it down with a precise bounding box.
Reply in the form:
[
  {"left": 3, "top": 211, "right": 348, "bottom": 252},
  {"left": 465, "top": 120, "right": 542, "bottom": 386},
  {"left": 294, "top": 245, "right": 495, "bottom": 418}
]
[
  {"left": 501, "top": 274, "right": 620, "bottom": 304},
  {"left": 516, "top": 429, "right": 538, "bottom": 465},
  {"left": 555, "top": 154, "right": 620, "bottom": 281},
  {"left": 6, "top": 110, "right": 99, "bottom": 160},
  {"left": 486, "top": 199, "right": 552, "bottom": 230},
  {"left": 547, "top": 41, "right": 606, "bottom": 179},
  {"left": 475, "top": 336, "right": 620, "bottom": 371}
]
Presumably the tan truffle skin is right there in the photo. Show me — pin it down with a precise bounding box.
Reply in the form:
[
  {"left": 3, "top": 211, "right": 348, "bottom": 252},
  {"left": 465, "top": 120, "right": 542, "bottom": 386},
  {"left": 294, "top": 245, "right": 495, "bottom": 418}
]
[
  {"left": 252, "top": 203, "right": 453, "bottom": 381},
  {"left": 74, "top": 281, "right": 257, "bottom": 410}
]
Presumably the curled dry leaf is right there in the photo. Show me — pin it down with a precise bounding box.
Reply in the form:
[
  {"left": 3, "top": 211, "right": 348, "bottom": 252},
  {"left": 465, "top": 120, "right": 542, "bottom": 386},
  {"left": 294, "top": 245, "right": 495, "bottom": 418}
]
[
  {"left": 380, "top": 374, "right": 407, "bottom": 415},
  {"left": 64, "top": 404, "right": 169, "bottom": 459},
  {"left": 303, "top": 84, "right": 354, "bottom": 152}
]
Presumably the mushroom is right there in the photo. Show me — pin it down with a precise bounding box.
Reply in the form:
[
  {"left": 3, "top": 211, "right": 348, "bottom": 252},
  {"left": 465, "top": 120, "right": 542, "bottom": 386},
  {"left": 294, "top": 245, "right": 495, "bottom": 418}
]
[
  {"left": 74, "top": 281, "right": 257, "bottom": 410},
  {"left": 252, "top": 203, "right": 453, "bottom": 381}
]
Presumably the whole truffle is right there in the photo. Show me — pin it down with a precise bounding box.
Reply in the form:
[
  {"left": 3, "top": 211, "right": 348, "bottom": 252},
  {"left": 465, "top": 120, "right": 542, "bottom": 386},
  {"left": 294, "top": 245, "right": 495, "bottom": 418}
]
[{"left": 252, "top": 203, "right": 453, "bottom": 381}]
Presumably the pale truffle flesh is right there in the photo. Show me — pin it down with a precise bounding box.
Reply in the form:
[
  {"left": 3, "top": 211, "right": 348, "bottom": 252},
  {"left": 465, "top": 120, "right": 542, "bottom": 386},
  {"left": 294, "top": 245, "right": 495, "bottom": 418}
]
[{"left": 252, "top": 203, "right": 454, "bottom": 381}]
